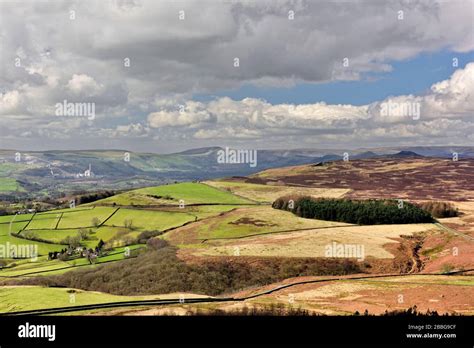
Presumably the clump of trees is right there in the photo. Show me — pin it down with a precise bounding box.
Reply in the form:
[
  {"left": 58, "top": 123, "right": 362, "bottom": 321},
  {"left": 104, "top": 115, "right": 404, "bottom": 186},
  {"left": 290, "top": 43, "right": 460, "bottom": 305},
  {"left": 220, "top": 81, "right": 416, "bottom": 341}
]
[
  {"left": 107, "top": 229, "right": 136, "bottom": 247},
  {"left": 418, "top": 201, "right": 458, "bottom": 218},
  {"left": 60, "top": 228, "right": 92, "bottom": 247},
  {"left": 147, "top": 194, "right": 173, "bottom": 200},
  {"left": 273, "top": 197, "right": 434, "bottom": 225},
  {"left": 272, "top": 195, "right": 304, "bottom": 210},
  {"left": 124, "top": 219, "right": 134, "bottom": 229},
  {"left": 60, "top": 235, "right": 81, "bottom": 249},
  {"left": 137, "top": 230, "right": 163, "bottom": 244},
  {"left": 78, "top": 228, "right": 92, "bottom": 240},
  {"left": 355, "top": 305, "right": 459, "bottom": 316},
  {"left": 77, "top": 191, "right": 115, "bottom": 204},
  {"left": 91, "top": 217, "right": 101, "bottom": 227}
]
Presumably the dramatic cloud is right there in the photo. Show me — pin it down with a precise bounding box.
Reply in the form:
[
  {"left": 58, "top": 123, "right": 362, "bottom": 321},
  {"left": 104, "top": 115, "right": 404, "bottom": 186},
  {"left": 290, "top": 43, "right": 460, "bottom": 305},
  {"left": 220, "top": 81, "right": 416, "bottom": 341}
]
[
  {"left": 0, "top": 0, "right": 472, "bottom": 151},
  {"left": 148, "top": 63, "right": 474, "bottom": 145}
]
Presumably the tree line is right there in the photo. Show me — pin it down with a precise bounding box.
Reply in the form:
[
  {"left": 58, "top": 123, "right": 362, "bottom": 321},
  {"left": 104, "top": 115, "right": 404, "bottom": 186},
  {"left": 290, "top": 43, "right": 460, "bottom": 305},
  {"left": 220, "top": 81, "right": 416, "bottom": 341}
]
[{"left": 273, "top": 196, "right": 434, "bottom": 225}]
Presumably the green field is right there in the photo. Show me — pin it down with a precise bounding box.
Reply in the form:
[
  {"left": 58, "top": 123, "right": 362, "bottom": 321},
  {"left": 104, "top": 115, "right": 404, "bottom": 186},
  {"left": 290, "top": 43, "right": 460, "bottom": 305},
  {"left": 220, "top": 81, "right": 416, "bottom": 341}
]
[
  {"left": 56, "top": 207, "right": 116, "bottom": 229},
  {"left": 0, "top": 221, "right": 29, "bottom": 235},
  {"left": 0, "top": 286, "right": 161, "bottom": 313},
  {"left": 0, "top": 215, "right": 64, "bottom": 257},
  {"left": 92, "top": 226, "right": 129, "bottom": 244},
  {"left": 96, "top": 182, "right": 253, "bottom": 206},
  {"left": 184, "top": 205, "right": 241, "bottom": 219},
  {"left": 105, "top": 209, "right": 196, "bottom": 231},
  {"left": 0, "top": 177, "right": 24, "bottom": 192},
  {"left": 25, "top": 229, "right": 79, "bottom": 244},
  {"left": 0, "top": 233, "right": 64, "bottom": 257},
  {"left": 26, "top": 213, "right": 62, "bottom": 230},
  {"left": 0, "top": 162, "right": 28, "bottom": 176},
  {"left": 0, "top": 214, "right": 33, "bottom": 225},
  {"left": 0, "top": 283, "right": 213, "bottom": 313},
  {"left": 137, "top": 182, "right": 252, "bottom": 204},
  {"left": 92, "top": 192, "right": 159, "bottom": 206}
]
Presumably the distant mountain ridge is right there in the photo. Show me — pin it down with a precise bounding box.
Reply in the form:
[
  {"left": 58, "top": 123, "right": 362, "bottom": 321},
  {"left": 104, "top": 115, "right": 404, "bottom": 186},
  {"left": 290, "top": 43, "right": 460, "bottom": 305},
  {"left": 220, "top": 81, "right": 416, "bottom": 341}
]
[
  {"left": 390, "top": 150, "right": 424, "bottom": 158},
  {"left": 0, "top": 146, "right": 473, "bottom": 198}
]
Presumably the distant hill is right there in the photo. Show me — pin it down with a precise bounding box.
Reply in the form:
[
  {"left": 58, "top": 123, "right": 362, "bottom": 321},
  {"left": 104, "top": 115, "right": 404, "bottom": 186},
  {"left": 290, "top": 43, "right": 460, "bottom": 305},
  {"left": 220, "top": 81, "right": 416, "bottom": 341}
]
[
  {"left": 175, "top": 147, "right": 222, "bottom": 155},
  {"left": 0, "top": 146, "right": 473, "bottom": 198},
  {"left": 390, "top": 150, "right": 424, "bottom": 158},
  {"left": 246, "top": 156, "right": 474, "bottom": 201}
]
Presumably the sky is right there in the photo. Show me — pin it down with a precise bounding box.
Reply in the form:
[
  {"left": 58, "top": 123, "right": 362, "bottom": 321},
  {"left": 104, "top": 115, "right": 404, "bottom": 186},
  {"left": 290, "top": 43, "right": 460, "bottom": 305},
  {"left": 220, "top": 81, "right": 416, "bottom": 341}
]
[{"left": 0, "top": 0, "right": 473, "bottom": 153}]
